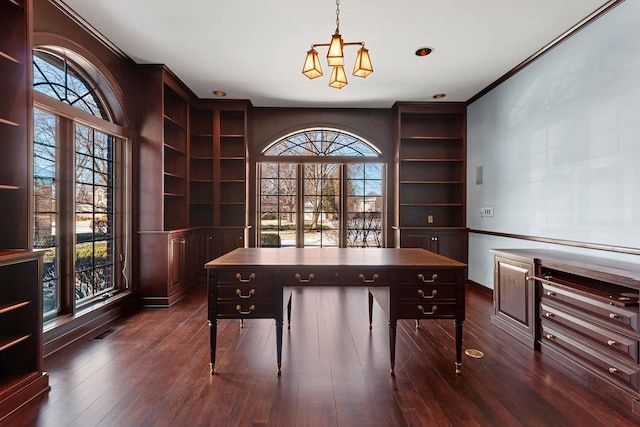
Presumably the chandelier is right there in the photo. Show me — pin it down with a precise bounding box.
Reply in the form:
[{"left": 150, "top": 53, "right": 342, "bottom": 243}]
[{"left": 302, "top": 0, "right": 373, "bottom": 89}]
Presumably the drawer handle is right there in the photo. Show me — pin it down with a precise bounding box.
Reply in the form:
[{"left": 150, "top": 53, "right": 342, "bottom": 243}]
[
  {"left": 358, "top": 273, "right": 379, "bottom": 283},
  {"left": 418, "top": 273, "right": 438, "bottom": 283},
  {"left": 608, "top": 367, "right": 618, "bottom": 374},
  {"left": 544, "top": 312, "right": 554, "bottom": 318},
  {"left": 236, "top": 288, "right": 256, "bottom": 299},
  {"left": 235, "top": 304, "right": 256, "bottom": 315},
  {"left": 609, "top": 313, "right": 619, "bottom": 319},
  {"left": 607, "top": 340, "right": 617, "bottom": 346},
  {"left": 294, "top": 273, "right": 315, "bottom": 283},
  {"left": 545, "top": 334, "right": 555, "bottom": 340},
  {"left": 235, "top": 272, "right": 256, "bottom": 283},
  {"left": 417, "top": 305, "right": 437, "bottom": 315},
  {"left": 545, "top": 291, "right": 555, "bottom": 297},
  {"left": 418, "top": 289, "right": 438, "bottom": 299}
]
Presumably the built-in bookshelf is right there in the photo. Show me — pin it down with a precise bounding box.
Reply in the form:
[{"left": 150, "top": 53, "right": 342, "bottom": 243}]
[
  {"left": 163, "top": 83, "right": 189, "bottom": 230},
  {"left": 216, "top": 108, "right": 247, "bottom": 228},
  {"left": 395, "top": 103, "right": 467, "bottom": 263},
  {"left": 189, "top": 108, "right": 214, "bottom": 226}
]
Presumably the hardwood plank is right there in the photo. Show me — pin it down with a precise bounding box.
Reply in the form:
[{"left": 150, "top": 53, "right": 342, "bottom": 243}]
[{"left": 4, "top": 282, "right": 640, "bottom": 426}]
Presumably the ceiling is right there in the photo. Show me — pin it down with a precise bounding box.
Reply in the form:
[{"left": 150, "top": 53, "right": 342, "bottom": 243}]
[{"left": 56, "top": 0, "right": 614, "bottom": 108}]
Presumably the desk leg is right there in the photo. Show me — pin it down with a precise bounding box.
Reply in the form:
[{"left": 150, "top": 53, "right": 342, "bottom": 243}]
[
  {"left": 368, "top": 291, "right": 374, "bottom": 330},
  {"left": 455, "top": 319, "right": 463, "bottom": 375},
  {"left": 209, "top": 319, "right": 217, "bottom": 374},
  {"left": 389, "top": 319, "right": 397, "bottom": 375},
  {"left": 276, "top": 318, "right": 283, "bottom": 375}
]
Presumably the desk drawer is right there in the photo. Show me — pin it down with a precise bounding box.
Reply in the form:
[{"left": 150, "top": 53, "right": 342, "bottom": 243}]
[
  {"left": 399, "top": 302, "right": 457, "bottom": 319},
  {"left": 337, "top": 269, "right": 389, "bottom": 285},
  {"left": 280, "top": 269, "right": 340, "bottom": 286},
  {"left": 541, "top": 302, "right": 639, "bottom": 363},
  {"left": 541, "top": 322, "right": 640, "bottom": 392},
  {"left": 541, "top": 283, "right": 638, "bottom": 333},
  {"left": 217, "top": 270, "right": 274, "bottom": 285},
  {"left": 217, "top": 283, "right": 274, "bottom": 300},
  {"left": 396, "top": 269, "right": 458, "bottom": 285},
  {"left": 399, "top": 283, "right": 457, "bottom": 301},
  {"left": 216, "top": 301, "right": 275, "bottom": 319}
]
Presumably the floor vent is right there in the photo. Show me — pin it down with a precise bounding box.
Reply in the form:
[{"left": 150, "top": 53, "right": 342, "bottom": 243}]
[{"left": 93, "top": 326, "right": 121, "bottom": 340}]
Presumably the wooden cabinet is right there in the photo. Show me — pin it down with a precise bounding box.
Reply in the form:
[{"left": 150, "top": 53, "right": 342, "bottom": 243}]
[
  {"left": 0, "top": 0, "right": 31, "bottom": 251},
  {"left": 394, "top": 103, "right": 467, "bottom": 263},
  {"left": 490, "top": 250, "right": 537, "bottom": 347},
  {"left": 400, "top": 229, "right": 468, "bottom": 263},
  {"left": 491, "top": 249, "right": 640, "bottom": 414},
  {"left": 189, "top": 108, "right": 214, "bottom": 227},
  {"left": 138, "top": 230, "right": 196, "bottom": 307},
  {"left": 0, "top": 250, "right": 49, "bottom": 422}
]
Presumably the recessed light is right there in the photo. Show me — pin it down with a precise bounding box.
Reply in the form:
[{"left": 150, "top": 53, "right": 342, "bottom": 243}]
[
  {"left": 433, "top": 93, "right": 446, "bottom": 99},
  {"left": 415, "top": 47, "right": 434, "bottom": 57},
  {"left": 212, "top": 90, "right": 226, "bottom": 97}
]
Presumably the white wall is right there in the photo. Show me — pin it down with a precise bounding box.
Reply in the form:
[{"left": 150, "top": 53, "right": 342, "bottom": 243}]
[{"left": 467, "top": 1, "right": 640, "bottom": 289}]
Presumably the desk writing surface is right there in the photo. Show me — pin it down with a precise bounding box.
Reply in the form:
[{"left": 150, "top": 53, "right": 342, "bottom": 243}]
[{"left": 205, "top": 247, "right": 467, "bottom": 269}]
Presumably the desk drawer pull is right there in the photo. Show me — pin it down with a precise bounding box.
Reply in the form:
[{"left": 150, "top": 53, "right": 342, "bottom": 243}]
[
  {"left": 545, "top": 334, "right": 555, "bottom": 340},
  {"left": 609, "top": 313, "right": 619, "bottom": 319},
  {"left": 609, "top": 367, "right": 618, "bottom": 374},
  {"left": 544, "top": 312, "right": 554, "bottom": 318},
  {"left": 545, "top": 291, "right": 555, "bottom": 297},
  {"left": 294, "top": 273, "right": 315, "bottom": 283},
  {"left": 417, "top": 305, "right": 437, "bottom": 315},
  {"left": 418, "top": 289, "right": 438, "bottom": 299},
  {"left": 418, "top": 273, "right": 438, "bottom": 283},
  {"left": 235, "top": 272, "right": 256, "bottom": 283},
  {"left": 235, "top": 304, "right": 256, "bottom": 315},
  {"left": 358, "top": 273, "right": 379, "bottom": 283},
  {"left": 236, "top": 288, "right": 256, "bottom": 299},
  {"left": 607, "top": 340, "right": 617, "bottom": 346}
]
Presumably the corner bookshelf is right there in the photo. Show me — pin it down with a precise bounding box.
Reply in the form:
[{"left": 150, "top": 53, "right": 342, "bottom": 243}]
[{"left": 394, "top": 102, "right": 468, "bottom": 263}]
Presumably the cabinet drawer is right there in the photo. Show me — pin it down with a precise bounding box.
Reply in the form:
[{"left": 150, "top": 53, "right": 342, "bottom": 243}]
[
  {"left": 396, "top": 269, "right": 458, "bottom": 285},
  {"left": 541, "top": 302, "right": 639, "bottom": 363},
  {"left": 398, "top": 283, "right": 457, "bottom": 301},
  {"left": 215, "top": 301, "right": 275, "bottom": 319},
  {"left": 541, "top": 283, "right": 638, "bottom": 333},
  {"left": 217, "top": 284, "right": 274, "bottom": 300},
  {"left": 217, "top": 270, "right": 274, "bottom": 285},
  {"left": 398, "top": 302, "right": 457, "bottom": 319},
  {"left": 541, "top": 322, "right": 640, "bottom": 392}
]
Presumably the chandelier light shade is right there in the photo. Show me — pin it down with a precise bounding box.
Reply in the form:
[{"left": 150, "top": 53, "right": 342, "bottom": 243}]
[
  {"left": 302, "top": 48, "right": 323, "bottom": 79},
  {"left": 352, "top": 47, "right": 373, "bottom": 77},
  {"left": 302, "top": 0, "right": 372, "bottom": 89},
  {"left": 326, "top": 33, "right": 345, "bottom": 66},
  {"left": 329, "top": 65, "right": 348, "bottom": 89}
]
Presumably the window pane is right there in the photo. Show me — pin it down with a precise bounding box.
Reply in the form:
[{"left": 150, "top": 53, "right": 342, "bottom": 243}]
[
  {"left": 259, "top": 163, "right": 297, "bottom": 247},
  {"left": 304, "top": 164, "right": 340, "bottom": 247},
  {"left": 346, "top": 163, "right": 383, "bottom": 248},
  {"left": 34, "top": 108, "right": 59, "bottom": 316},
  {"left": 75, "top": 124, "right": 115, "bottom": 302}
]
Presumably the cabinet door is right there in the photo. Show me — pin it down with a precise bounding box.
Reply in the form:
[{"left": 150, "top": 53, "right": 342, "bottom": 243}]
[
  {"left": 217, "top": 229, "right": 244, "bottom": 256},
  {"left": 169, "top": 235, "right": 186, "bottom": 287},
  {"left": 431, "top": 231, "right": 467, "bottom": 263},
  {"left": 493, "top": 256, "right": 536, "bottom": 347}
]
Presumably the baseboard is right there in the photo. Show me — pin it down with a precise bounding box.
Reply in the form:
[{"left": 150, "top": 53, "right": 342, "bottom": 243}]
[{"left": 466, "top": 279, "right": 493, "bottom": 298}]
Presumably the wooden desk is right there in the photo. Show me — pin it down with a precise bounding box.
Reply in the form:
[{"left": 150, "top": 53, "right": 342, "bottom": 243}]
[{"left": 205, "top": 247, "right": 467, "bottom": 375}]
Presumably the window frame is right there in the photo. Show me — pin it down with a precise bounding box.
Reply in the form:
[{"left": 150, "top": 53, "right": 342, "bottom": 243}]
[
  {"left": 33, "top": 70, "right": 129, "bottom": 321},
  {"left": 257, "top": 128, "right": 386, "bottom": 248}
]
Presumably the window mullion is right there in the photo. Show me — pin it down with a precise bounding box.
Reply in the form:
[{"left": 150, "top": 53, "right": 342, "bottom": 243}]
[
  {"left": 57, "top": 117, "right": 76, "bottom": 315},
  {"left": 296, "top": 163, "right": 304, "bottom": 248}
]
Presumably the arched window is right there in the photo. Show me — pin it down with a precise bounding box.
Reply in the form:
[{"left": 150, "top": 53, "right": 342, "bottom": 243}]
[
  {"left": 258, "top": 128, "right": 385, "bottom": 248},
  {"left": 32, "top": 48, "right": 128, "bottom": 319}
]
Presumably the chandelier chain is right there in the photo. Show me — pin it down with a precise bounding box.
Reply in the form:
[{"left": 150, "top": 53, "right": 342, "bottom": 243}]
[{"left": 335, "top": 0, "right": 340, "bottom": 33}]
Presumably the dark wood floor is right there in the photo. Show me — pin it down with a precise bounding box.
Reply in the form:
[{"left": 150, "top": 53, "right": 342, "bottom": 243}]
[{"left": 4, "top": 283, "right": 639, "bottom": 426}]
